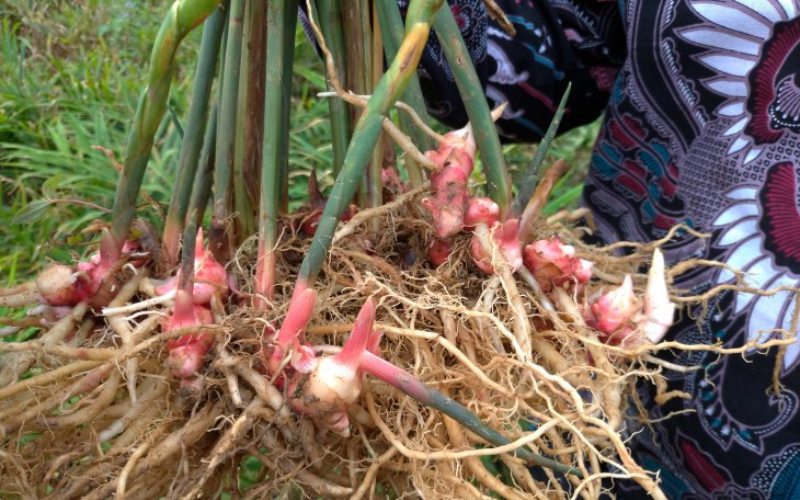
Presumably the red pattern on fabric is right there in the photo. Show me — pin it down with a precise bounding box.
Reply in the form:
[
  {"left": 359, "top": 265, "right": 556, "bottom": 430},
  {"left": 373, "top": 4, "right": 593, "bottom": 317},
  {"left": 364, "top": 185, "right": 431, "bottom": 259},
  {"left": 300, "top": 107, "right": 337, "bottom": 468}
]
[
  {"left": 618, "top": 174, "right": 647, "bottom": 198},
  {"left": 745, "top": 19, "right": 800, "bottom": 144},
  {"left": 609, "top": 118, "right": 639, "bottom": 150},
  {"left": 760, "top": 162, "right": 800, "bottom": 268},
  {"left": 680, "top": 439, "right": 729, "bottom": 492}
]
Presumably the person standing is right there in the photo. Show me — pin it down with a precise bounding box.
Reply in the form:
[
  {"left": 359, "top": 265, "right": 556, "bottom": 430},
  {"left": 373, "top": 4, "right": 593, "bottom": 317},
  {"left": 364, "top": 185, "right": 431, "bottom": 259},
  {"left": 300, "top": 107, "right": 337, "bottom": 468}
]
[{"left": 405, "top": 0, "right": 800, "bottom": 497}]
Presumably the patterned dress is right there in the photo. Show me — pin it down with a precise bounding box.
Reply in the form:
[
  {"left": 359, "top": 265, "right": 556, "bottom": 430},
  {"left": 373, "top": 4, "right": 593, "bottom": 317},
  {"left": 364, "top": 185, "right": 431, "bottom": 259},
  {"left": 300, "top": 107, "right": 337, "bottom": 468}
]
[{"left": 406, "top": 1, "right": 800, "bottom": 497}]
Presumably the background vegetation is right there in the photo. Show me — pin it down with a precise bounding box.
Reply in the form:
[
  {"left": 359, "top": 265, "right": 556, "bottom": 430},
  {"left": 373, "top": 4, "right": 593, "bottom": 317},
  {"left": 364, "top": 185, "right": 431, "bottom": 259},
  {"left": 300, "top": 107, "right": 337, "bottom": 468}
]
[{"left": 0, "top": 0, "right": 598, "bottom": 284}]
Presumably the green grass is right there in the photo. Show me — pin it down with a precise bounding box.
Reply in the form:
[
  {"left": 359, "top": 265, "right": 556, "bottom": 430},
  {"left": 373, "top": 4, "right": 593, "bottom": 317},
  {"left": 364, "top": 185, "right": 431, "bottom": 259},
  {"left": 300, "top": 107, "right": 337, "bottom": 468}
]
[
  {"left": 0, "top": 0, "right": 597, "bottom": 284},
  {"left": 0, "top": 1, "right": 193, "bottom": 279}
]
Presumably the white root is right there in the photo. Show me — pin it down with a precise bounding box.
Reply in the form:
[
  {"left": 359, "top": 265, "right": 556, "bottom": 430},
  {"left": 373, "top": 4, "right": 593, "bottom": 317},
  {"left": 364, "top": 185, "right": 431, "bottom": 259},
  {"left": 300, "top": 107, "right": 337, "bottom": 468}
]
[
  {"left": 101, "top": 287, "right": 175, "bottom": 316},
  {"left": 98, "top": 377, "right": 168, "bottom": 442},
  {"left": 0, "top": 302, "right": 88, "bottom": 388},
  {"left": 105, "top": 273, "right": 145, "bottom": 404},
  {"left": 0, "top": 291, "right": 41, "bottom": 308}
]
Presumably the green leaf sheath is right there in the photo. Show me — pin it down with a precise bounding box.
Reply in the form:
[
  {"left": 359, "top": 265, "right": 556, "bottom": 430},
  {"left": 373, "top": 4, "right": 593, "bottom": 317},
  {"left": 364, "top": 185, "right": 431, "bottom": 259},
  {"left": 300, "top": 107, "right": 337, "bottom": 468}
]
[
  {"left": 423, "top": 387, "right": 581, "bottom": 476},
  {"left": 315, "top": 0, "right": 351, "bottom": 175},
  {"left": 376, "top": 0, "right": 432, "bottom": 186},
  {"left": 232, "top": 0, "right": 259, "bottom": 241},
  {"left": 189, "top": 106, "right": 218, "bottom": 229},
  {"left": 433, "top": 5, "right": 511, "bottom": 213},
  {"left": 180, "top": 105, "right": 217, "bottom": 291},
  {"left": 256, "top": 0, "right": 298, "bottom": 301},
  {"left": 342, "top": 0, "right": 371, "bottom": 208},
  {"left": 162, "top": 4, "right": 226, "bottom": 265},
  {"left": 295, "top": 0, "right": 445, "bottom": 291},
  {"left": 510, "top": 83, "right": 572, "bottom": 217},
  {"left": 367, "top": 9, "right": 388, "bottom": 215},
  {"left": 278, "top": 0, "right": 298, "bottom": 214},
  {"left": 241, "top": 0, "right": 268, "bottom": 213},
  {"left": 110, "top": 0, "right": 221, "bottom": 250},
  {"left": 177, "top": 218, "right": 198, "bottom": 292},
  {"left": 211, "top": 0, "right": 245, "bottom": 260}
]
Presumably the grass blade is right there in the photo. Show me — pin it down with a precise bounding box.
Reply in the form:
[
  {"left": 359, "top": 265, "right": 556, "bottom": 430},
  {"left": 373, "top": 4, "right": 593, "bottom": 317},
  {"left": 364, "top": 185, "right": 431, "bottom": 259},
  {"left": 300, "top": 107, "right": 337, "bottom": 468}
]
[{"left": 510, "top": 83, "right": 572, "bottom": 217}]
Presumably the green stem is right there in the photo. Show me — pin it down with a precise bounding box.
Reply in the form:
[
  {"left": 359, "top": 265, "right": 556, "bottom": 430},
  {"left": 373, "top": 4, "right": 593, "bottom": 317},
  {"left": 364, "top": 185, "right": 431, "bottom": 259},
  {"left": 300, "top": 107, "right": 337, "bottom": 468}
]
[
  {"left": 241, "top": 0, "right": 267, "bottom": 212},
  {"left": 232, "top": 0, "right": 259, "bottom": 241},
  {"left": 177, "top": 218, "right": 198, "bottom": 293},
  {"left": 210, "top": 0, "right": 245, "bottom": 262},
  {"left": 110, "top": 0, "right": 221, "bottom": 251},
  {"left": 342, "top": 0, "right": 372, "bottom": 209},
  {"left": 376, "top": 0, "right": 432, "bottom": 186},
  {"left": 255, "top": 0, "right": 298, "bottom": 303},
  {"left": 278, "top": 1, "right": 298, "bottom": 215},
  {"left": 510, "top": 83, "right": 572, "bottom": 217},
  {"left": 433, "top": 5, "right": 511, "bottom": 213},
  {"left": 162, "top": 5, "right": 226, "bottom": 267},
  {"left": 189, "top": 106, "right": 218, "bottom": 228},
  {"left": 294, "top": 0, "right": 444, "bottom": 296},
  {"left": 360, "top": 352, "right": 582, "bottom": 477},
  {"left": 368, "top": 9, "right": 384, "bottom": 214},
  {"left": 315, "top": 0, "right": 351, "bottom": 176}
]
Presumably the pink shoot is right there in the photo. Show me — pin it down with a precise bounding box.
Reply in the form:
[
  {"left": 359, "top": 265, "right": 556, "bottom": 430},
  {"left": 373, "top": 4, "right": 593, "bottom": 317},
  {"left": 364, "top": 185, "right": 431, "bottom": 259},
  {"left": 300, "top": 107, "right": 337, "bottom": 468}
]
[
  {"left": 299, "top": 171, "right": 358, "bottom": 236},
  {"left": 638, "top": 249, "right": 675, "bottom": 344},
  {"left": 366, "top": 327, "right": 383, "bottom": 356},
  {"left": 585, "top": 275, "right": 641, "bottom": 344},
  {"left": 523, "top": 237, "right": 593, "bottom": 292},
  {"left": 427, "top": 238, "right": 453, "bottom": 266},
  {"left": 336, "top": 298, "right": 375, "bottom": 367},
  {"left": 254, "top": 242, "right": 277, "bottom": 305},
  {"left": 267, "top": 288, "right": 318, "bottom": 375},
  {"left": 96, "top": 228, "right": 121, "bottom": 278},
  {"left": 470, "top": 235, "right": 493, "bottom": 274},
  {"left": 572, "top": 258, "right": 593, "bottom": 284},
  {"left": 35, "top": 229, "right": 135, "bottom": 307},
  {"left": 155, "top": 229, "right": 228, "bottom": 305},
  {"left": 36, "top": 264, "right": 90, "bottom": 307},
  {"left": 308, "top": 169, "right": 326, "bottom": 210},
  {"left": 470, "top": 219, "right": 523, "bottom": 274},
  {"left": 358, "top": 351, "right": 429, "bottom": 403},
  {"left": 381, "top": 165, "right": 408, "bottom": 195},
  {"left": 464, "top": 197, "right": 500, "bottom": 229},
  {"left": 425, "top": 125, "right": 476, "bottom": 170},
  {"left": 164, "top": 289, "right": 215, "bottom": 380},
  {"left": 497, "top": 219, "right": 523, "bottom": 270},
  {"left": 289, "top": 298, "right": 377, "bottom": 437},
  {"left": 422, "top": 125, "right": 477, "bottom": 238}
]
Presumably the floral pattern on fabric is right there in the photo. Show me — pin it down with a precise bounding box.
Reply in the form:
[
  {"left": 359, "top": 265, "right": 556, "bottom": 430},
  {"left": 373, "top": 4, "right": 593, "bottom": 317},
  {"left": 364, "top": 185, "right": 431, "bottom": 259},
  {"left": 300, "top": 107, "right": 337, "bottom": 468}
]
[{"left": 413, "top": 1, "right": 800, "bottom": 497}]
